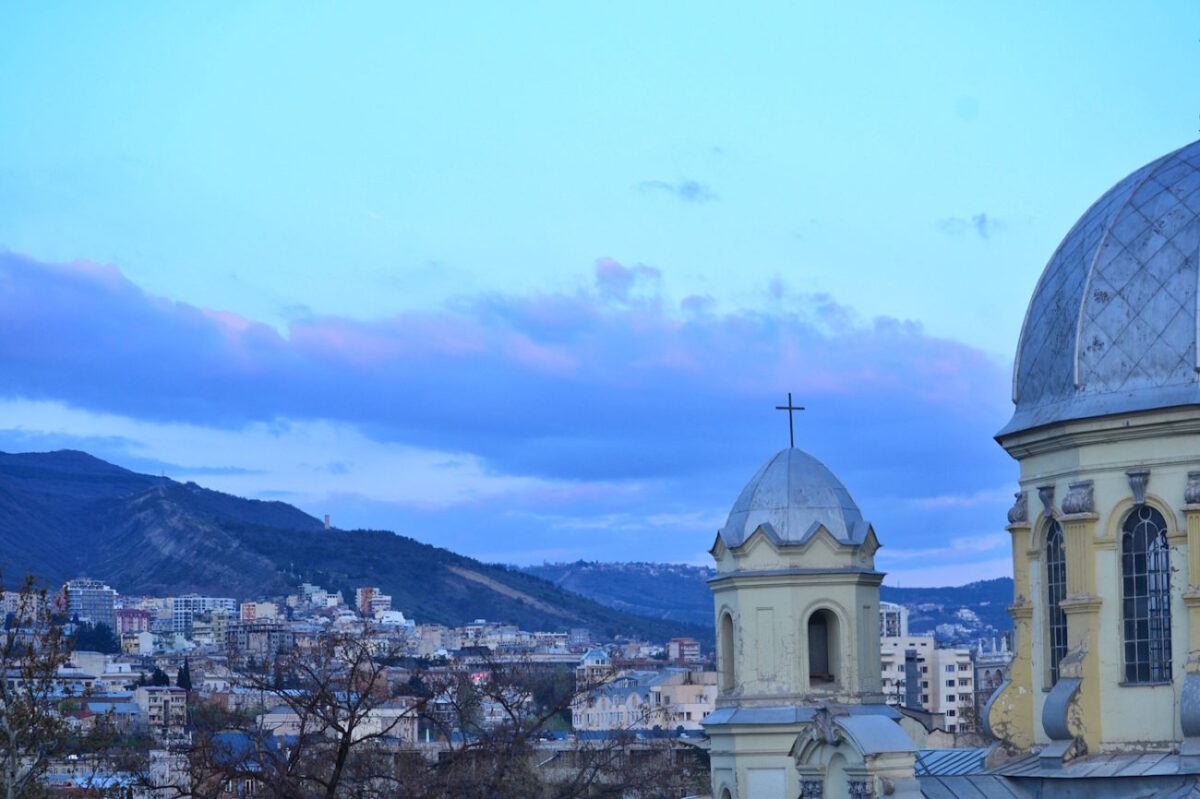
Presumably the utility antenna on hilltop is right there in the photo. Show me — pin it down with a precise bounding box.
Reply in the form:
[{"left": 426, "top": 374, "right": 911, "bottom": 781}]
[{"left": 775, "top": 392, "right": 805, "bottom": 448}]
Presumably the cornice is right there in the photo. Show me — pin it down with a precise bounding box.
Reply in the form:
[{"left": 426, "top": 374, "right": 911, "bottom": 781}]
[{"left": 1000, "top": 406, "right": 1200, "bottom": 459}]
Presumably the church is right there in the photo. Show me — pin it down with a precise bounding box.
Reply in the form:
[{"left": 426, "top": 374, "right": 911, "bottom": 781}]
[{"left": 704, "top": 139, "right": 1200, "bottom": 797}]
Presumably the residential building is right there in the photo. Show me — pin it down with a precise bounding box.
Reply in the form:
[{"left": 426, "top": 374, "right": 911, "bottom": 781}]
[
  {"left": 880, "top": 600, "right": 909, "bottom": 638},
  {"left": 572, "top": 668, "right": 717, "bottom": 733},
  {"left": 880, "top": 636, "right": 974, "bottom": 731},
  {"left": 667, "top": 636, "right": 702, "bottom": 663},
  {"left": 239, "top": 601, "right": 278, "bottom": 623},
  {"left": 170, "top": 595, "right": 237, "bottom": 633},
  {"left": 65, "top": 578, "right": 117, "bottom": 630},
  {"left": 134, "top": 686, "right": 187, "bottom": 741}
]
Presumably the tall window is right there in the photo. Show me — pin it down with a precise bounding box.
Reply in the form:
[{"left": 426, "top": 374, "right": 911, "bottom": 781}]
[
  {"left": 1046, "top": 520, "right": 1067, "bottom": 684},
  {"left": 719, "top": 612, "right": 736, "bottom": 692},
  {"left": 1122, "top": 506, "right": 1172, "bottom": 683}
]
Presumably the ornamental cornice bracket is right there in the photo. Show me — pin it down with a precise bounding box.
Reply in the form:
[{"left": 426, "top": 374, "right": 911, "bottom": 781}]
[
  {"left": 1061, "top": 480, "right": 1094, "bottom": 515},
  {"left": 1037, "top": 484, "right": 1056, "bottom": 517},
  {"left": 1007, "top": 491, "right": 1029, "bottom": 525},
  {"left": 1127, "top": 468, "right": 1150, "bottom": 506}
]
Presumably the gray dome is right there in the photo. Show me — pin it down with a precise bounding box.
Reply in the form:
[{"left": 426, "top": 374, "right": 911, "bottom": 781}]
[
  {"left": 717, "top": 448, "right": 869, "bottom": 548},
  {"left": 1003, "top": 140, "right": 1200, "bottom": 436}
]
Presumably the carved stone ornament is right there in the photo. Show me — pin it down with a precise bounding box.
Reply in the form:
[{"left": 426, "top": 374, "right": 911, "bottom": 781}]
[
  {"left": 848, "top": 780, "right": 875, "bottom": 799},
  {"left": 1187, "top": 471, "right": 1200, "bottom": 505},
  {"left": 1007, "top": 491, "right": 1028, "bottom": 525},
  {"left": 1126, "top": 469, "right": 1149, "bottom": 506},
  {"left": 809, "top": 706, "right": 840, "bottom": 746},
  {"left": 1062, "top": 480, "right": 1094, "bottom": 514},
  {"left": 800, "top": 779, "right": 825, "bottom": 799},
  {"left": 1037, "top": 484, "right": 1056, "bottom": 517}
]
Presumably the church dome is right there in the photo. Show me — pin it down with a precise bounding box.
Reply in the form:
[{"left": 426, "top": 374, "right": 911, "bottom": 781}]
[
  {"left": 1002, "top": 140, "right": 1200, "bottom": 436},
  {"left": 716, "top": 448, "right": 869, "bottom": 548}
]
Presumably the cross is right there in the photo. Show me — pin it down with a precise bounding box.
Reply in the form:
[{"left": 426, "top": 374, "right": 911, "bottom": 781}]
[{"left": 775, "top": 392, "right": 805, "bottom": 448}]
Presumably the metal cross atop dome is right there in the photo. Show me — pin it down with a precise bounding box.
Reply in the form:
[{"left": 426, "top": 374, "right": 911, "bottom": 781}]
[{"left": 775, "top": 392, "right": 805, "bottom": 448}]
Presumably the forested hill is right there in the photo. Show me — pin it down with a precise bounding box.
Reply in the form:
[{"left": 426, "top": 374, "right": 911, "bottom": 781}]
[{"left": 0, "top": 450, "right": 709, "bottom": 643}]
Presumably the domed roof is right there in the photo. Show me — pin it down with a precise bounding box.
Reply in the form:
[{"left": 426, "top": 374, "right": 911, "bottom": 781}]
[
  {"left": 716, "top": 448, "right": 870, "bottom": 549},
  {"left": 1003, "top": 140, "right": 1200, "bottom": 436}
]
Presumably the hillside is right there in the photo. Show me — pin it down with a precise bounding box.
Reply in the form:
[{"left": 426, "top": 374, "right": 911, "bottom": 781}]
[
  {"left": 525, "top": 561, "right": 1015, "bottom": 643},
  {"left": 524, "top": 561, "right": 716, "bottom": 628},
  {"left": 0, "top": 450, "right": 709, "bottom": 643}
]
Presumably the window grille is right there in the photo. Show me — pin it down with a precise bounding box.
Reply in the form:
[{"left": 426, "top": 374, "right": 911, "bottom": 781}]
[
  {"left": 1046, "top": 520, "right": 1068, "bottom": 684},
  {"left": 1122, "top": 506, "right": 1172, "bottom": 683}
]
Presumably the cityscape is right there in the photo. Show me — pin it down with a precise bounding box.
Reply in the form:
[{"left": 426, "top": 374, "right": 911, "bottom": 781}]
[{"left": 4, "top": 3, "right": 1200, "bottom": 798}]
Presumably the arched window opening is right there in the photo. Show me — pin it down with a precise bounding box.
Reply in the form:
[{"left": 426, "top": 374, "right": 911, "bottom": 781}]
[
  {"left": 1045, "top": 520, "right": 1067, "bottom": 685},
  {"left": 719, "top": 612, "right": 736, "bottom": 692},
  {"left": 1122, "top": 505, "right": 1172, "bottom": 683},
  {"left": 807, "top": 609, "right": 840, "bottom": 685}
]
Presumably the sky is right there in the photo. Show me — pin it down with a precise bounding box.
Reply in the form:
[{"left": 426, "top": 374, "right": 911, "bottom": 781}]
[{"left": 2, "top": 3, "right": 1199, "bottom": 586}]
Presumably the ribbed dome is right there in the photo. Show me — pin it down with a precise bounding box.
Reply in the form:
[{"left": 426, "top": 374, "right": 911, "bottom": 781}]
[
  {"left": 717, "top": 448, "right": 868, "bottom": 549},
  {"left": 1002, "top": 140, "right": 1200, "bottom": 436}
]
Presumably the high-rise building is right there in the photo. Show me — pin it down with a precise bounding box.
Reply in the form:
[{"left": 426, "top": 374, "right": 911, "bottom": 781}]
[{"left": 65, "top": 578, "right": 117, "bottom": 630}]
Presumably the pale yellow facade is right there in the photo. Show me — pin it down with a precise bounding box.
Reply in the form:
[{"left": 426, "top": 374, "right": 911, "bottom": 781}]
[{"left": 987, "top": 407, "right": 1200, "bottom": 751}]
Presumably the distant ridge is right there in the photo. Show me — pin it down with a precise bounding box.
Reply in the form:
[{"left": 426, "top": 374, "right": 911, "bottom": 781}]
[
  {"left": 0, "top": 450, "right": 709, "bottom": 643},
  {"left": 525, "top": 561, "right": 1015, "bottom": 639}
]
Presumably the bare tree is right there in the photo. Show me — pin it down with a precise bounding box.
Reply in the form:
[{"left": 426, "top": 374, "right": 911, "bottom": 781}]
[
  {"left": 0, "top": 574, "right": 72, "bottom": 799},
  {"left": 183, "top": 625, "right": 417, "bottom": 799}
]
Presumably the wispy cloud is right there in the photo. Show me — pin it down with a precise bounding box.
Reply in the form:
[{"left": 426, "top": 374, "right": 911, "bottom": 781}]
[
  {"left": 637, "top": 179, "right": 716, "bottom": 203},
  {"left": 0, "top": 251, "right": 1017, "bottom": 563}
]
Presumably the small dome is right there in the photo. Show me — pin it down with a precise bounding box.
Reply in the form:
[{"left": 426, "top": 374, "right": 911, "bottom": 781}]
[
  {"left": 1003, "top": 140, "right": 1200, "bottom": 436},
  {"left": 717, "top": 448, "right": 869, "bottom": 548}
]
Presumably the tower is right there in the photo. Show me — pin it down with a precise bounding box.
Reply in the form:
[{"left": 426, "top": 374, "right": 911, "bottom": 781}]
[{"left": 704, "top": 447, "right": 922, "bottom": 799}]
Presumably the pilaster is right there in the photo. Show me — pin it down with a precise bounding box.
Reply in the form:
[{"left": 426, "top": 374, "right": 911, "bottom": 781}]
[
  {"left": 1057, "top": 508, "right": 1102, "bottom": 753},
  {"left": 1182, "top": 505, "right": 1200, "bottom": 675},
  {"left": 985, "top": 516, "right": 1035, "bottom": 751}
]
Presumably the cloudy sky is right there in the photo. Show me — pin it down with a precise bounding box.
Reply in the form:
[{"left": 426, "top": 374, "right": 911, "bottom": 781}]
[{"left": 2, "top": 4, "right": 1199, "bottom": 585}]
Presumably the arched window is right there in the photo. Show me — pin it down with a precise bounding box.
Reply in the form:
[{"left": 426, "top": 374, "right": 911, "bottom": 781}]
[
  {"left": 719, "top": 612, "right": 736, "bottom": 692},
  {"left": 807, "top": 609, "right": 840, "bottom": 685},
  {"left": 1122, "top": 506, "right": 1172, "bottom": 683},
  {"left": 1045, "top": 520, "right": 1067, "bottom": 684}
]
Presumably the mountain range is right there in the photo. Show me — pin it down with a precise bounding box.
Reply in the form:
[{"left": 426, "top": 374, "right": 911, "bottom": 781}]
[
  {"left": 0, "top": 450, "right": 710, "bottom": 643},
  {"left": 524, "top": 562, "right": 1015, "bottom": 641}
]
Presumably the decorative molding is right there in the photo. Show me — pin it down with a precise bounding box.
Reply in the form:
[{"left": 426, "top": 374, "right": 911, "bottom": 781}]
[
  {"left": 1127, "top": 469, "right": 1150, "bottom": 505},
  {"left": 1038, "top": 484, "right": 1056, "bottom": 517},
  {"left": 809, "top": 706, "right": 840, "bottom": 746},
  {"left": 1187, "top": 471, "right": 1200, "bottom": 505},
  {"left": 848, "top": 780, "right": 874, "bottom": 799},
  {"left": 1062, "top": 480, "right": 1094, "bottom": 515},
  {"left": 1007, "top": 491, "right": 1029, "bottom": 525}
]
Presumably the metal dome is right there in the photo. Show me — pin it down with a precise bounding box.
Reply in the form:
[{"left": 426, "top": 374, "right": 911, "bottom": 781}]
[
  {"left": 1002, "top": 140, "right": 1200, "bottom": 436},
  {"left": 716, "top": 448, "right": 869, "bottom": 548}
]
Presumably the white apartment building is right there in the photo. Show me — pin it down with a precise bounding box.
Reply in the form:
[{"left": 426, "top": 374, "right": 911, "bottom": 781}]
[
  {"left": 879, "top": 600, "right": 909, "bottom": 638},
  {"left": 880, "top": 635, "right": 974, "bottom": 732},
  {"left": 170, "top": 594, "right": 237, "bottom": 633}
]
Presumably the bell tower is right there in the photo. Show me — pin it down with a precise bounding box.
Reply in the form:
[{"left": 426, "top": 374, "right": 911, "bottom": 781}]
[{"left": 703, "top": 444, "right": 922, "bottom": 799}]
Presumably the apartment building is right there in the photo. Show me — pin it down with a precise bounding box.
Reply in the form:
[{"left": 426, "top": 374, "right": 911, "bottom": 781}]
[{"left": 880, "top": 635, "right": 974, "bottom": 732}]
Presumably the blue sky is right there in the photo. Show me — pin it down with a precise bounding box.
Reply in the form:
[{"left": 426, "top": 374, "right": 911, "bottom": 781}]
[{"left": 2, "top": 3, "right": 1199, "bottom": 585}]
